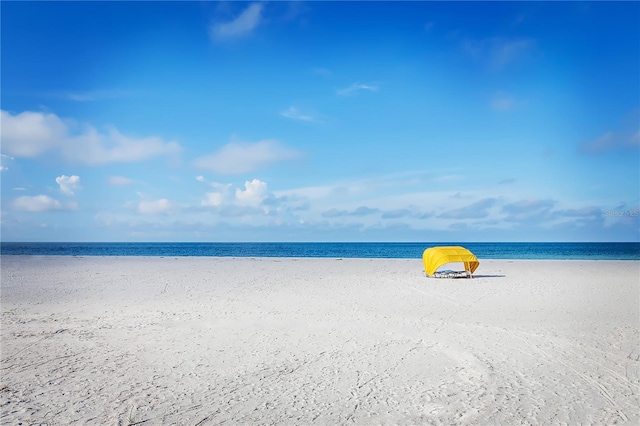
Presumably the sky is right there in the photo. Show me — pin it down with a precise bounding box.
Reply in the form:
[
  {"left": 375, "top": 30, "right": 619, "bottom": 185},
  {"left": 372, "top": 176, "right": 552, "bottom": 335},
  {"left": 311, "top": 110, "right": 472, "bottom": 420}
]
[{"left": 1, "top": 1, "right": 639, "bottom": 243}]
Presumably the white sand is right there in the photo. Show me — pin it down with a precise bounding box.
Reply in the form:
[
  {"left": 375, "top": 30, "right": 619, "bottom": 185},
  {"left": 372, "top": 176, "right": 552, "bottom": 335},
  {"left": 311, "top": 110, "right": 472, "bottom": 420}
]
[{"left": 1, "top": 256, "right": 638, "bottom": 425}]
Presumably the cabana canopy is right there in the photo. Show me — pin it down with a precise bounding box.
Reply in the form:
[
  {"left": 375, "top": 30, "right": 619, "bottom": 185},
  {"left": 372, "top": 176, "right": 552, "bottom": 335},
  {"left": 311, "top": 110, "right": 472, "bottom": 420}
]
[{"left": 422, "top": 246, "right": 479, "bottom": 276}]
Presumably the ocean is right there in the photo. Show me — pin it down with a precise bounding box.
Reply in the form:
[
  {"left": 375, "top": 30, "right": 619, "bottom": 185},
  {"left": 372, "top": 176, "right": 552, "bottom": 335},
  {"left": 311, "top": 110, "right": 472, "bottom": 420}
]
[{"left": 0, "top": 242, "right": 638, "bottom": 260}]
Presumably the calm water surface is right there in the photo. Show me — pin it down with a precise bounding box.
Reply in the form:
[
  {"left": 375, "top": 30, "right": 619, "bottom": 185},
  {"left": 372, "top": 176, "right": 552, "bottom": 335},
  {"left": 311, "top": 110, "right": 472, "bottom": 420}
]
[{"left": 1, "top": 242, "right": 638, "bottom": 260}]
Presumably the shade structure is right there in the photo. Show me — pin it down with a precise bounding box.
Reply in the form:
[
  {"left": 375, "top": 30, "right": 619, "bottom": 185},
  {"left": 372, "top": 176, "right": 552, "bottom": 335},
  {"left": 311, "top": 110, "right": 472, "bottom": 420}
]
[{"left": 422, "top": 246, "right": 479, "bottom": 276}]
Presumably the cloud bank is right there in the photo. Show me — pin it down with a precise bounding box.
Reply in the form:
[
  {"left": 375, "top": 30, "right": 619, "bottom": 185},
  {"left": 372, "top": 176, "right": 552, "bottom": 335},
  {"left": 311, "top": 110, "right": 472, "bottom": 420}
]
[
  {"left": 11, "top": 195, "right": 77, "bottom": 212},
  {"left": 0, "top": 110, "right": 181, "bottom": 165}
]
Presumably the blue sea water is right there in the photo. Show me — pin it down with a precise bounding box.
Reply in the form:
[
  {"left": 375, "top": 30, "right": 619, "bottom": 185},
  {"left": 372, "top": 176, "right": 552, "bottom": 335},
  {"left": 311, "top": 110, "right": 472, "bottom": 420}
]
[{"left": 0, "top": 242, "right": 638, "bottom": 260}]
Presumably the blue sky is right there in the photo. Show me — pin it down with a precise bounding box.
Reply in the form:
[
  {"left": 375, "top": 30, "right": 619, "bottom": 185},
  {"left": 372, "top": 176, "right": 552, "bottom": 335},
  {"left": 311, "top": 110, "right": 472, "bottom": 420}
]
[{"left": 1, "top": 1, "right": 638, "bottom": 242}]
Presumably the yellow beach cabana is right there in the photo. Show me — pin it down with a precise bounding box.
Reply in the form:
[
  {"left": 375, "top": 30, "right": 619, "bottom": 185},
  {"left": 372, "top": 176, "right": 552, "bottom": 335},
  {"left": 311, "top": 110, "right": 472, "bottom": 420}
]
[{"left": 422, "top": 246, "right": 479, "bottom": 278}]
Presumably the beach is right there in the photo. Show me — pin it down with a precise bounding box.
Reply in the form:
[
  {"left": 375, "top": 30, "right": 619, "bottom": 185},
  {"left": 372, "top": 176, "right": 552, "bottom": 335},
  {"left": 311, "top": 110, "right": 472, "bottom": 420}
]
[{"left": 1, "top": 256, "right": 638, "bottom": 425}]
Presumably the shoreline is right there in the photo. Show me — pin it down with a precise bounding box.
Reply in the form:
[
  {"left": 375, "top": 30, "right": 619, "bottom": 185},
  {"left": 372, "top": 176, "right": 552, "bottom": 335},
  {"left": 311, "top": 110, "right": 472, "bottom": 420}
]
[{"left": 1, "top": 256, "right": 638, "bottom": 424}]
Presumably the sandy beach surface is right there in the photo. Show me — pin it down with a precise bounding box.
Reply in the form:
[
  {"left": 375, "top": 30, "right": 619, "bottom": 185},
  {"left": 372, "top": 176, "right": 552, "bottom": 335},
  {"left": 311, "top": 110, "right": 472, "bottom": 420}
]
[{"left": 1, "top": 256, "right": 638, "bottom": 425}]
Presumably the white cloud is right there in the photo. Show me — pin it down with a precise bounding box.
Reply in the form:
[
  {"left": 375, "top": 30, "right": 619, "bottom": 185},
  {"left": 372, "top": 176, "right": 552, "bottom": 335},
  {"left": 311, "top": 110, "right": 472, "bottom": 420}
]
[
  {"left": 197, "top": 177, "right": 271, "bottom": 210},
  {"left": 210, "top": 3, "right": 263, "bottom": 40},
  {"left": 197, "top": 176, "right": 228, "bottom": 190},
  {"left": 202, "top": 192, "right": 225, "bottom": 207},
  {"left": 56, "top": 175, "right": 81, "bottom": 196},
  {"left": 1, "top": 110, "right": 181, "bottom": 164},
  {"left": 11, "top": 195, "right": 77, "bottom": 212},
  {"left": 235, "top": 179, "right": 269, "bottom": 208},
  {"left": 337, "top": 83, "right": 379, "bottom": 96},
  {"left": 70, "top": 126, "right": 181, "bottom": 164},
  {"left": 0, "top": 166, "right": 7, "bottom": 172},
  {"left": 193, "top": 139, "right": 301, "bottom": 174},
  {"left": 137, "top": 198, "right": 176, "bottom": 215},
  {"left": 108, "top": 176, "right": 135, "bottom": 186},
  {"left": 0, "top": 110, "right": 66, "bottom": 157},
  {"left": 198, "top": 176, "right": 233, "bottom": 207},
  {"left": 280, "top": 106, "right": 318, "bottom": 122}
]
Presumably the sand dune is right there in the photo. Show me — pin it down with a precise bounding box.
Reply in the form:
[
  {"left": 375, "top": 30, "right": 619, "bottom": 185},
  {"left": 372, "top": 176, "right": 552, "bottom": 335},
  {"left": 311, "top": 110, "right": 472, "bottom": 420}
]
[{"left": 1, "top": 256, "right": 638, "bottom": 425}]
